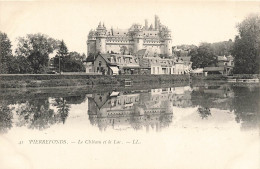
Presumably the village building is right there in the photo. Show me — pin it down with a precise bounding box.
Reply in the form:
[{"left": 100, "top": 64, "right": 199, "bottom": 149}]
[
  {"left": 203, "top": 55, "right": 234, "bottom": 75},
  {"left": 89, "top": 53, "right": 142, "bottom": 75},
  {"left": 86, "top": 51, "right": 192, "bottom": 75}
]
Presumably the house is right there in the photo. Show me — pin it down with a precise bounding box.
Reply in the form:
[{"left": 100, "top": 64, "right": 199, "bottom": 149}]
[
  {"left": 190, "top": 68, "right": 203, "bottom": 75},
  {"left": 110, "top": 54, "right": 140, "bottom": 74},
  {"left": 86, "top": 49, "right": 192, "bottom": 75},
  {"left": 203, "top": 67, "right": 225, "bottom": 75},
  {"left": 203, "top": 55, "right": 234, "bottom": 76},
  {"left": 175, "top": 56, "right": 192, "bottom": 74},
  {"left": 93, "top": 54, "right": 119, "bottom": 75},
  {"left": 91, "top": 53, "right": 142, "bottom": 75},
  {"left": 84, "top": 54, "right": 96, "bottom": 73},
  {"left": 137, "top": 49, "right": 192, "bottom": 75},
  {"left": 140, "top": 56, "right": 175, "bottom": 74}
]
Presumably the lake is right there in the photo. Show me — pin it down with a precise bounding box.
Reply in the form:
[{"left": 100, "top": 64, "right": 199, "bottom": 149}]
[{"left": 0, "top": 82, "right": 259, "bottom": 169}]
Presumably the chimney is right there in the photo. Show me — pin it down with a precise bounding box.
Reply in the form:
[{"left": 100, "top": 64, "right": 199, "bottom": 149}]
[
  {"left": 155, "top": 15, "right": 158, "bottom": 30},
  {"left": 145, "top": 19, "right": 148, "bottom": 30}
]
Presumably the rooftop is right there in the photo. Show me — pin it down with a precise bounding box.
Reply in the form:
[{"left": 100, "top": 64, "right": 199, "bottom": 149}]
[
  {"left": 203, "top": 67, "right": 225, "bottom": 72},
  {"left": 218, "top": 55, "right": 234, "bottom": 61}
]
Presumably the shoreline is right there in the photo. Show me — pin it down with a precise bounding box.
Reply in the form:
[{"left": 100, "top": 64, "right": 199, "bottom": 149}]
[
  {"left": 0, "top": 74, "right": 258, "bottom": 89},
  {"left": 0, "top": 74, "right": 189, "bottom": 88}
]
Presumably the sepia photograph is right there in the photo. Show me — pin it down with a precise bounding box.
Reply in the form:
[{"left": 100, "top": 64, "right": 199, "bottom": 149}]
[{"left": 0, "top": 0, "right": 260, "bottom": 169}]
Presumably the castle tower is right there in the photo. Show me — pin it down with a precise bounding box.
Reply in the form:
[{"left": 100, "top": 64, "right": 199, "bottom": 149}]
[
  {"left": 96, "top": 22, "right": 107, "bottom": 54},
  {"left": 87, "top": 29, "right": 96, "bottom": 56},
  {"left": 164, "top": 28, "right": 172, "bottom": 56},
  {"left": 133, "top": 24, "right": 144, "bottom": 53}
]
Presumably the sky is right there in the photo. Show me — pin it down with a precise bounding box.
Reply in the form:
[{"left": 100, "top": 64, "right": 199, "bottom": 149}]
[{"left": 0, "top": 0, "right": 260, "bottom": 54}]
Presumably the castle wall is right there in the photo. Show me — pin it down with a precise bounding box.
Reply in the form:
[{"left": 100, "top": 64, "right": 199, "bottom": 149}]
[
  {"left": 89, "top": 39, "right": 170, "bottom": 56},
  {"left": 143, "top": 44, "right": 165, "bottom": 55},
  {"left": 106, "top": 44, "right": 134, "bottom": 54},
  {"left": 105, "top": 42, "right": 167, "bottom": 55},
  {"left": 134, "top": 39, "right": 143, "bottom": 53}
]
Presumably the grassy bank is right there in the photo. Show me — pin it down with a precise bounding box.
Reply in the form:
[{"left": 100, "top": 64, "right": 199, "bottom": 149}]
[
  {"left": 191, "top": 74, "right": 228, "bottom": 81},
  {"left": 0, "top": 74, "right": 189, "bottom": 88}
]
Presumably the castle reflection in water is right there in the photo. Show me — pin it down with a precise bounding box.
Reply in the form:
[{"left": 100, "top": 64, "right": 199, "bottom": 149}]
[
  {"left": 87, "top": 84, "right": 259, "bottom": 131},
  {"left": 0, "top": 83, "right": 259, "bottom": 133},
  {"left": 88, "top": 86, "right": 196, "bottom": 131}
]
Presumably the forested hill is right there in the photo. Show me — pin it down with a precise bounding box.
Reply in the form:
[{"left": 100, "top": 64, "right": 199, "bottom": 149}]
[{"left": 173, "top": 39, "right": 234, "bottom": 57}]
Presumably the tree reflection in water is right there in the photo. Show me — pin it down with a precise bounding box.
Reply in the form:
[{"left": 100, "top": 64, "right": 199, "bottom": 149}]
[
  {"left": 232, "top": 86, "right": 260, "bottom": 129},
  {"left": 0, "top": 101, "right": 14, "bottom": 133},
  {"left": 16, "top": 99, "right": 57, "bottom": 130},
  {"left": 15, "top": 97, "right": 71, "bottom": 130},
  {"left": 53, "top": 97, "right": 70, "bottom": 124},
  {"left": 197, "top": 107, "right": 211, "bottom": 119},
  {"left": 191, "top": 84, "right": 259, "bottom": 129}
]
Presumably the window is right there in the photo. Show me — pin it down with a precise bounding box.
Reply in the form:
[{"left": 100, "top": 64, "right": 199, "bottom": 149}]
[{"left": 99, "top": 61, "right": 102, "bottom": 66}]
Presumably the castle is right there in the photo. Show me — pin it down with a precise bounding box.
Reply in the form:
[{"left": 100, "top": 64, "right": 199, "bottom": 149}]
[{"left": 87, "top": 15, "right": 172, "bottom": 57}]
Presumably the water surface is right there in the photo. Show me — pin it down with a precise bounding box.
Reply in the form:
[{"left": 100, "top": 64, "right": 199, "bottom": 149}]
[{"left": 0, "top": 83, "right": 259, "bottom": 169}]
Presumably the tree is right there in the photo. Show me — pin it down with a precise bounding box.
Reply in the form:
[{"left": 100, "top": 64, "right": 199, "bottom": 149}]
[
  {"left": 211, "top": 39, "right": 233, "bottom": 56},
  {"left": 190, "top": 43, "right": 217, "bottom": 69},
  {"left": 0, "top": 32, "right": 13, "bottom": 73},
  {"left": 54, "top": 40, "right": 69, "bottom": 72},
  {"left": 15, "top": 33, "right": 59, "bottom": 73},
  {"left": 54, "top": 41, "right": 85, "bottom": 72},
  {"left": 63, "top": 57, "right": 85, "bottom": 72},
  {"left": 10, "top": 55, "right": 32, "bottom": 74},
  {"left": 69, "top": 51, "right": 86, "bottom": 61},
  {"left": 232, "top": 14, "right": 260, "bottom": 74}
]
